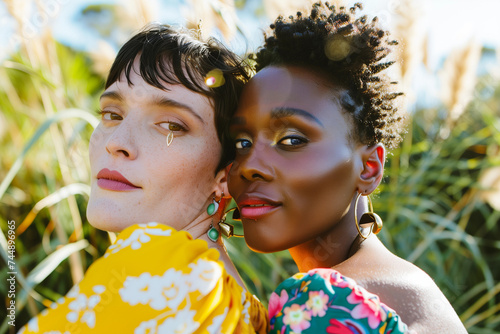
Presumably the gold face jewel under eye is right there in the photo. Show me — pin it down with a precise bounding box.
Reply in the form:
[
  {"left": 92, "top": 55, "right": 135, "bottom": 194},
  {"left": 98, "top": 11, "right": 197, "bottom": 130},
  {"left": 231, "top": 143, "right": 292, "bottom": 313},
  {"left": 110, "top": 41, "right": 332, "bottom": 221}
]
[{"left": 166, "top": 130, "right": 174, "bottom": 147}]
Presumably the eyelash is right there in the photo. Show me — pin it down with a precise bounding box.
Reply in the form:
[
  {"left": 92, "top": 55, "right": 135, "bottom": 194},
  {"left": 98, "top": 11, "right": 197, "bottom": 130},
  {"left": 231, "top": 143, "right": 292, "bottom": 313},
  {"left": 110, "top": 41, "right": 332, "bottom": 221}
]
[
  {"left": 234, "top": 134, "right": 309, "bottom": 150},
  {"left": 277, "top": 135, "right": 308, "bottom": 147},
  {"left": 235, "top": 138, "right": 252, "bottom": 150},
  {"left": 158, "top": 121, "right": 187, "bottom": 132},
  {"left": 97, "top": 109, "right": 122, "bottom": 121}
]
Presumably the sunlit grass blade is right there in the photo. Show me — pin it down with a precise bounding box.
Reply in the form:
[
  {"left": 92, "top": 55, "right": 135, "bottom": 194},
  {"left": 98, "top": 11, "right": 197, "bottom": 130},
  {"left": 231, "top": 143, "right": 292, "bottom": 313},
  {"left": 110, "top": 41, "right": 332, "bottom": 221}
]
[
  {"left": 0, "top": 108, "right": 97, "bottom": 202},
  {"left": 17, "top": 183, "right": 91, "bottom": 235},
  {"left": 25, "top": 239, "right": 89, "bottom": 288}
]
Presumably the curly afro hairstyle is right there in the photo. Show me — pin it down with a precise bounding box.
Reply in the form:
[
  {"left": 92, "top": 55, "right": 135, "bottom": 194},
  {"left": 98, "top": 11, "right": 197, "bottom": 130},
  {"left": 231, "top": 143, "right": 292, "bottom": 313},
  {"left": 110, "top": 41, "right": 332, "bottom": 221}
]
[{"left": 252, "top": 2, "right": 405, "bottom": 149}]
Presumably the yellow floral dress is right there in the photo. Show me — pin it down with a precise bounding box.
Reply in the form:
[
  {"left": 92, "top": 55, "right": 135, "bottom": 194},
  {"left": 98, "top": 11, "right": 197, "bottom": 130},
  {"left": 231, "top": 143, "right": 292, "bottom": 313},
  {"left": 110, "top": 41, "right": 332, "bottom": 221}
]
[{"left": 19, "top": 223, "right": 268, "bottom": 334}]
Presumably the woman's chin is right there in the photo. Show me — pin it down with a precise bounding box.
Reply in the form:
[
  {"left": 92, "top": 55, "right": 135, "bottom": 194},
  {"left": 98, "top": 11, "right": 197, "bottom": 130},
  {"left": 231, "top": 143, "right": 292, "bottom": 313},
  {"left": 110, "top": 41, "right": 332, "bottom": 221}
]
[
  {"left": 244, "top": 233, "right": 288, "bottom": 254},
  {"left": 86, "top": 205, "right": 129, "bottom": 233},
  {"left": 87, "top": 218, "right": 123, "bottom": 233}
]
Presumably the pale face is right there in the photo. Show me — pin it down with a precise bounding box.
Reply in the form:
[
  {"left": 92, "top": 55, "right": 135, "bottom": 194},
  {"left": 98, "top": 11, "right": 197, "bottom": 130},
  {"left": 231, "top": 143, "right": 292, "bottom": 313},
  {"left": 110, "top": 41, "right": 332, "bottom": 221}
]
[
  {"left": 228, "top": 66, "right": 364, "bottom": 252},
  {"left": 87, "top": 59, "right": 223, "bottom": 232}
]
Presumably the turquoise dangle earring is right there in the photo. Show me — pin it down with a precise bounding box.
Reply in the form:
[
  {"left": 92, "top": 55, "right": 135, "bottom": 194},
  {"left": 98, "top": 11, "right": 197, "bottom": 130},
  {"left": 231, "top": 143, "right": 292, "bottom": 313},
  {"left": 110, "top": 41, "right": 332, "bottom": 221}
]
[
  {"left": 207, "top": 222, "right": 219, "bottom": 242},
  {"left": 207, "top": 193, "right": 222, "bottom": 216},
  {"left": 206, "top": 193, "right": 223, "bottom": 242}
]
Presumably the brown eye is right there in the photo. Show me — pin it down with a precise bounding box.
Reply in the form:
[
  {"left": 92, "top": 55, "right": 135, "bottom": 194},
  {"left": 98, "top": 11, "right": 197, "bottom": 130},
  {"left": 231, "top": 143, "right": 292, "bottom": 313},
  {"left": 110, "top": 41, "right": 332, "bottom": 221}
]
[
  {"left": 101, "top": 111, "right": 122, "bottom": 121},
  {"left": 159, "top": 122, "right": 186, "bottom": 132},
  {"left": 278, "top": 135, "right": 308, "bottom": 147}
]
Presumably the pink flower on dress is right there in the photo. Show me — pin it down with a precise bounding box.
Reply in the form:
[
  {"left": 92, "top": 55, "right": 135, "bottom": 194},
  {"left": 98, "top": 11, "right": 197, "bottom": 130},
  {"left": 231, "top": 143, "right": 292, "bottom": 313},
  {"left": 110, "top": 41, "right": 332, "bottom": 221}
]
[
  {"left": 347, "top": 285, "right": 387, "bottom": 329},
  {"left": 268, "top": 290, "right": 289, "bottom": 320},
  {"left": 283, "top": 304, "right": 312, "bottom": 333},
  {"left": 305, "top": 290, "right": 329, "bottom": 317},
  {"left": 329, "top": 270, "right": 356, "bottom": 289},
  {"left": 308, "top": 268, "right": 332, "bottom": 281},
  {"left": 326, "top": 319, "right": 364, "bottom": 334}
]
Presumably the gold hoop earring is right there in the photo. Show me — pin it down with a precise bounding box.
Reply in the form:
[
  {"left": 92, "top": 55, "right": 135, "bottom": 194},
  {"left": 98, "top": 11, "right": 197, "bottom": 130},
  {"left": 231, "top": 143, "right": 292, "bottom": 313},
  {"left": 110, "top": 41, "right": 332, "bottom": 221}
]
[
  {"left": 354, "top": 193, "right": 383, "bottom": 239},
  {"left": 218, "top": 207, "right": 244, "bottom": 238},
  {"left": 166, "top": 131, "right": 174, "bottom": 147}
]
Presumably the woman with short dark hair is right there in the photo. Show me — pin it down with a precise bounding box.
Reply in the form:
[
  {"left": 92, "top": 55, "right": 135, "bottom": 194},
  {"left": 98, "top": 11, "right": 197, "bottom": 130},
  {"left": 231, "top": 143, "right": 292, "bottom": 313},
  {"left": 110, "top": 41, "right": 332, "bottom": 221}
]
[{"left": 20, "top": 24, "right": 268, "bottom": 334}]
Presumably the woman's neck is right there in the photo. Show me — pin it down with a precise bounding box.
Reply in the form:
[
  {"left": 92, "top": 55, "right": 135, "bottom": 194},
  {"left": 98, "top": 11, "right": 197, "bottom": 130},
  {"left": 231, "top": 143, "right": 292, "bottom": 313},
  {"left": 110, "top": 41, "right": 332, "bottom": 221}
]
[
  {"left": 288, "top": 223, "right": 359, "bottom": 272},
  {"left": 288, "top": 196, "right": 369, "bottom": 272},
  {"left": 185, "top": 215, "right": 247, "bottom": 289}
]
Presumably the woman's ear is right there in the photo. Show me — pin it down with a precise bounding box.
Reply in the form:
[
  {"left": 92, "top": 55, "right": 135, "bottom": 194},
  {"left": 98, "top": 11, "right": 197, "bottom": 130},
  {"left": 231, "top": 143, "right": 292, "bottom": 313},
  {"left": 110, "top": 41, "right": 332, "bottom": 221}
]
[
  {"left": 357, "top": 143, "right": 385, "bottom": 194},
  {"left": 214, "top": 166, "right": 230, "bottom": 199}
]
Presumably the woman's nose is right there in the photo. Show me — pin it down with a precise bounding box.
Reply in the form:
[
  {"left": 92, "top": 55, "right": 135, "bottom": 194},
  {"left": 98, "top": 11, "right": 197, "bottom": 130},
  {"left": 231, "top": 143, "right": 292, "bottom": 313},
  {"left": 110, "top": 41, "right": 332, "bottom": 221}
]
[
  {"left": 103, "top": 121, "right": 138, "bottom": 159},
  {"left": 234, "top": 141, "right": 274, "bottom": 182}
]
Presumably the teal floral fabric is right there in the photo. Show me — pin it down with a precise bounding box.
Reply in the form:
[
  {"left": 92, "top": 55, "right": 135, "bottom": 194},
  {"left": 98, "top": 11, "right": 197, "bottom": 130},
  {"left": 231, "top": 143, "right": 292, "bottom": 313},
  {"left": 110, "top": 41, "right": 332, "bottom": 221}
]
[{"left": 268, "top": 269, "right": 410, "bottom": 333}]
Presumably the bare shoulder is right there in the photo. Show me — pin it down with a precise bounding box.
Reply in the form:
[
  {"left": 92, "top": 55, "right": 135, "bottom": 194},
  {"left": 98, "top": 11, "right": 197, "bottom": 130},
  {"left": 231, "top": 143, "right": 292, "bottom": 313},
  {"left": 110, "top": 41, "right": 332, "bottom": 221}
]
[{"left": 335, "top": 238, "right": 467, "bottom": 334}]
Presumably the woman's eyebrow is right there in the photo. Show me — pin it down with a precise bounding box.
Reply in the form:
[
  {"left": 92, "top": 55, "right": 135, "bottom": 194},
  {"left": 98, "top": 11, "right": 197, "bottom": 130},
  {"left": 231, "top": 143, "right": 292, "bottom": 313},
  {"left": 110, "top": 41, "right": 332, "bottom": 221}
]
[
  {"left": 152, "top": 96, "right": 204, "bottom": 124},
  {"left": 100, "top": 90, "right": 123, "bottom": 102},
  {"left": 99, "top": 91, "right": 204, "bottom": 124},
  {"left": 271, "top": 107, "right": 324, "bottom": 127}
]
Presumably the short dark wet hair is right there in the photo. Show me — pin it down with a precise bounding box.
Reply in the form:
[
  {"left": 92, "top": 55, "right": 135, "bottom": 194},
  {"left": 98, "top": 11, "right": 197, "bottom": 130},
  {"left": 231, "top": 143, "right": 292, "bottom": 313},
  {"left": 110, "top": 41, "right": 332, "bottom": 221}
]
[
  {"left": 106, "top": 24, "right": 251, "bottom": 170},
  {"left": 252, "top": 2, "right": 405, "bottom": 149}
]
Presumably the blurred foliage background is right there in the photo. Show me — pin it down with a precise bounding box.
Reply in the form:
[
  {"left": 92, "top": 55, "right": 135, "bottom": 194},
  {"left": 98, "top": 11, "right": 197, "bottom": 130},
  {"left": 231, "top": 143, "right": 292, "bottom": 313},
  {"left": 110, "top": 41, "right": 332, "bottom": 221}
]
[{"left": 0, "top": 0, "right": 499, "bottom": 333}]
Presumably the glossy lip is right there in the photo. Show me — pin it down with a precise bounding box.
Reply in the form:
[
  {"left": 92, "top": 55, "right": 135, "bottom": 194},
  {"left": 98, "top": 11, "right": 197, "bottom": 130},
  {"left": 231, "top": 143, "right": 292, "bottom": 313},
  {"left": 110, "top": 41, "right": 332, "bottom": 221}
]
[
  {"left": 237, "top": 194, "right": 282, "bottom": 220},
  {"left": 96, "top": 168, "right": 140, "bottom": 191}
]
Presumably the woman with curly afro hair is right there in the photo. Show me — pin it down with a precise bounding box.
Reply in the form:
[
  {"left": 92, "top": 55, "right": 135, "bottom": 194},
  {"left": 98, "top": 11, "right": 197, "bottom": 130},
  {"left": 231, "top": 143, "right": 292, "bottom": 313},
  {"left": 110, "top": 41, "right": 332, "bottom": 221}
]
[{"left": 228, "top": 2, "right": 466, "bottom": 333}]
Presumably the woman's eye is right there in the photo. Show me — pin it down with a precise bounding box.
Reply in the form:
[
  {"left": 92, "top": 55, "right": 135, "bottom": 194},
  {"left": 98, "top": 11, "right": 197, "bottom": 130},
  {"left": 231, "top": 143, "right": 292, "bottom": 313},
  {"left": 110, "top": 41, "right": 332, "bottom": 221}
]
[
  {"left": 159, "top": 122, "right": 185, "bottom": 132},
  {"left": 278, "top": 136, "right": 308, "bottom": 147},
  {"left": 235, "top": 139, "right": 252, "bottom": 149},
  {"left": 101, "top": 111, "right": 122, "bottom": 121}
]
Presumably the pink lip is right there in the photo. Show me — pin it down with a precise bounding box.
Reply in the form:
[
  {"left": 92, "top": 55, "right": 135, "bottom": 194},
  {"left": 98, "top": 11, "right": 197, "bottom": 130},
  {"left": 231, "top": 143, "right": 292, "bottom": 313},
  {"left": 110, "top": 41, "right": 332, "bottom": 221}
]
[
  {"left": 237, "top": 195, "right": 281, "bottom": 220},
  {"left": 96, "top": 168, "right": 140, "bottom": 191}
]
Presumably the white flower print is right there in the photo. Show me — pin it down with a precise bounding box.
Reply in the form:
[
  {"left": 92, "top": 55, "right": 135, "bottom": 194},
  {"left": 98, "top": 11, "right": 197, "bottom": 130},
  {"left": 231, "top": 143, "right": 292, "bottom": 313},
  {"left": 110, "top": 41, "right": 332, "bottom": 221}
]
[
  {"left": 207, "top": 307, "right": 229, "bottom": 334},
  {"left": 105, "top": 223, "right": 172, "bottom": 257},
  {"left": 65, "top": 285, "right": 106, "bottom": 328},
  {"left": 120, "top": 269, "right": 188, "bottom": 311},
  {"left": 80, "top": 310, "right": 96, "bottom": 328},
  {"left": 241, "top": 290, "right": 251, "bottom": 325},
  {"left": 93, "top": 285, "right": 105, "bottom": 294},
  {"left": 186, "top": 259, "right": 222, "bottom": 295},
  {"left": 157, "top": 308, "right": 199, "bottom": 333},
  {"left": 66, "top": 285, "right": 79, "bottom": 298},
  {"left": 26, "top": 317, "right": 38, "bottom": 332},
  {"left": 119, "top": 272, "right": 159, "bottom": 307},
  {"left": 135, "top": 319, "right": 158, "bottom": 334},
  {"left": 155, "top": 269, "right": 188, "bottom": 311}
]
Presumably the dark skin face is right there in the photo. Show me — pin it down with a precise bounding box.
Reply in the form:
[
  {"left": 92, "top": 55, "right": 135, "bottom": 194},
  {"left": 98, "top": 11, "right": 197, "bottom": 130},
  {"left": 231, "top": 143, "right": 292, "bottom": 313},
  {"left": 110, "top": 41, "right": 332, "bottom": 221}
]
[
  {"left": 228, "top": 66, "right": 375, "bottom": 255},
  {"left": 231, "top": 67, "right": 468, "bottom": 333}
]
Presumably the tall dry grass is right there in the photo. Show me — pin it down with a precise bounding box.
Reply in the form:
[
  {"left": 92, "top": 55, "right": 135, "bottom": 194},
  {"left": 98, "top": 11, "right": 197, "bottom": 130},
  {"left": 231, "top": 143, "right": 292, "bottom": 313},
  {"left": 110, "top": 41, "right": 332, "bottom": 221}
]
[
  {"left": 440, "top": 41, "right": 482, "bottom": 130},
  {"left": 184, "top": 0, "right": 238, "bottom": 41},
  {"left": 263, "top": 0, "right": 323, "bottom": 20},
  {"left": 393, "top": 0, "right": 425, "bottom": 92},
  {"left": 0, "top": 0, "right": 103, "bottom": 329}
]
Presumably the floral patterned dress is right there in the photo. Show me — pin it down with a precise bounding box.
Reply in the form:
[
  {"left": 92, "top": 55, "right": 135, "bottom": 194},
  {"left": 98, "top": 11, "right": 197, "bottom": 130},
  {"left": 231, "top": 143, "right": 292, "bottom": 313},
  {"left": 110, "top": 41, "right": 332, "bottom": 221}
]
[
  {"left": 268, "top": 269, "right": 410, "bottom": 334},
  {"left": 18, "top": 223, "right": 268, "bottom": 334}
]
